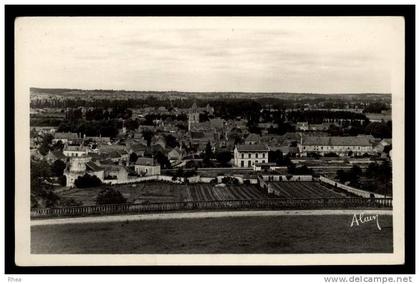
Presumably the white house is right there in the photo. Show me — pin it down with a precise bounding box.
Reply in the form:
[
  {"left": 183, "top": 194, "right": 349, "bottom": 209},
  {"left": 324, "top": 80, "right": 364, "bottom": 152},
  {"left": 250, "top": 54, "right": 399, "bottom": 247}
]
[
  {"left": 104, "top": 165, "right": 129, "bottom": 182},
  {"left": 63, "top": 157, "right": 104, "bottom": 187},
  {"left": 234, "top": 144, "right": 269, "bottom": 168},
  {"left": 134, "top": 157, "right": 161, "bottom": 176},
  {"left": 63, "top": 145, "right": 88, "bottom": 157}
]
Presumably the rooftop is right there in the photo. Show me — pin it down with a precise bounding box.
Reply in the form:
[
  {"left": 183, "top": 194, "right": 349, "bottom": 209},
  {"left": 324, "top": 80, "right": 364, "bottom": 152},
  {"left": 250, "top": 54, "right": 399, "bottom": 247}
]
[
  {"left": 236, "top": 144, "right": 269, "bottom": 152},
  {"left": 54, "top": 132, "right": 79, "bottom": 139},
  {"left": 301, "top": 136, "right": 372, "bottom": 146},
  {"left": 86, "top": 161, "right": 104, "bottom": 172},
  {"left": 245, "top": 133, "right": 260, "bottom": 142},
  {"left": 135, "top": 157, "right": 157, "bottom": 166}
]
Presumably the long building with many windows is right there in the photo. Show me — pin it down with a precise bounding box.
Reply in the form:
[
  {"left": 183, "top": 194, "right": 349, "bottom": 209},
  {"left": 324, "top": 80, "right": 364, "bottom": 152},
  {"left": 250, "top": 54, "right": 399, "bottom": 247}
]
[{"left": 298, "top": 136, "right": 373, "bottom": 157}]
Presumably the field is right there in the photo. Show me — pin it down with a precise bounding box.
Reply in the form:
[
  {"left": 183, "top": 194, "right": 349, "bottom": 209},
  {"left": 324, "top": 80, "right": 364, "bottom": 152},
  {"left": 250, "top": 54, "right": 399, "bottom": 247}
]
[
  {"left": 31, "top": 214, "right": 393, "bottom": 254},
  {"left": 57, "top": 181, "right": 354, "bottom": 207},
  {"left": 58, "top": 182, "right": 270, "bottom": 206},
  {"left": 269, "top": 182, "right": 349, "bottom": 199}
]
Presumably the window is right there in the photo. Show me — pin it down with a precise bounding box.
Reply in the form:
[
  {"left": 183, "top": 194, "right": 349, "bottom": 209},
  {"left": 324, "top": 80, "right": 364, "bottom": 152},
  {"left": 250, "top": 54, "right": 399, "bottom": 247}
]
[
  {"left": 248, "top": 160, "right": 251, "bottom": 167},
  {"left": 241, "top": 161, "right": 244, "bottom": 167},
  {"left": 241, "top": 153, "right": 244, "bottom": 159},
  {"left": 256, "top": 153, "right": 259, "bottom": 158},
  {"left": 248, "top": 153, "right": 251, "bottom": 158},
  {"left": 262, "top": 153, "right": 265, "bottom": 158}
]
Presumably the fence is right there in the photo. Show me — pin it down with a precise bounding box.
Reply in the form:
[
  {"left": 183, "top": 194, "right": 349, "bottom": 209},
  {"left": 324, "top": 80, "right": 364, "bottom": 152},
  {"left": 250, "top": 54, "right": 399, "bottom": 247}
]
[
  {"left": 31, "top": 197, "right": 392, "bottom": 219},
  {"left": 261, "top": 175, "right": 314, "bottom": 182},
  {"left": 319, "top": 176, "right": 386, "bottom": 198}
]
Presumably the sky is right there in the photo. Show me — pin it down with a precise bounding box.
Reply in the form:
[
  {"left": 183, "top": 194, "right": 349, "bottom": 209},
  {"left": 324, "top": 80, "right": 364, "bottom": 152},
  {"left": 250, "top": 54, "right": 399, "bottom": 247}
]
[{"left": 16, "top": 17, "right": 404, "bottom": 93}]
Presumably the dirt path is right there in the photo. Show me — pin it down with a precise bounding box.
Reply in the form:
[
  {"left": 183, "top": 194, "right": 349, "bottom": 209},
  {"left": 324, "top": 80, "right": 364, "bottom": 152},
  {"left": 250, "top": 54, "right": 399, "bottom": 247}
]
[{"left": 31, "top": 209, "right": 392, "bottom": 226}]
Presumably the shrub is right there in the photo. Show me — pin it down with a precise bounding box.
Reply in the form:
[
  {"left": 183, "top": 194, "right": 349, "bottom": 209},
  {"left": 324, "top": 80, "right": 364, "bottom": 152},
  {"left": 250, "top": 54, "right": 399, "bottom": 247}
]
[
  {"left": 307, "top": 152, "right": 321, "bottom": 159},
  {"left": 58, "top": 175, "right": 67, "bottom": 186},
  {"left": 96, "top": 188, "right": 127, "bottom": 205},
  {"left": 324, "top": 152, "right": 338, "bottom": 157},
  {"left": 51, "top": 159, "right": 66, "bottom": 177},
  {"left": 74, "top": 174, "right": 102, "bottom": 188},
  {"left": 221, "top": 176, "right": 239, "bottom": 185},
  {"left": 60, "top": 198, "right": 83, "bottom": 207}
]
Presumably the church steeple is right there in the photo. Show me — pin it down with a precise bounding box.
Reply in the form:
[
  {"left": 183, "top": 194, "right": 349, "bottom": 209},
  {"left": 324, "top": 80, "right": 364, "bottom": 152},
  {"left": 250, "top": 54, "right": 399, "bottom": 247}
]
[{"left": 188, "top": 100, "right": 200, "bottom": 132}]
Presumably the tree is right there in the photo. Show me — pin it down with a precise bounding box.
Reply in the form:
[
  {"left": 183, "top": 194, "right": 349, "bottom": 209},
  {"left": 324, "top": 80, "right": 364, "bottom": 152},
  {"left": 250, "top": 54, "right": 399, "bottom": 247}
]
[
  {"left": 51, "top": 140, "right": 64, "bottom": 151},
  {"left": 269, "top": 150, "right": 292, "bottom": 166},
  {"left": 363, "top": 102, "right": 389, "bottom": 113},
  {"left": 96, "top": 188, "right": 127, "bottom": 205},
  {"left": 203, "top": 141, "right": 213, "bottom": 165},
  {"left": 154, "top": 151, "right": 171, "bottom": 169},
  {"left": 74, "top": 174, "right": 102, "bottom": 188},
  {"left": 165, "top": 134, "right": 179, "bottom": 149},
  {"left": 51, "top": 159, "right": 66, "bottom": 177},
  {"left": 38, "top": 133, "right": 54, "bottom": 156},
  {"left": 216, "top": 151, "right": 232, "bottom": 166},
  {"left": 350, "top": 165, "right": 362, "bottom": 177},
  {"left": 125, "top": 119, "right": 140, "bottom": 131},
  {"left": 31, "top": 160, "right": 52, "bottom": 185},
  {"left": 30, "top": 128, "right": 39, "bottom": 138},
  {"left": 365, "top": 122, "right": 391, "bottom": 138},
  {"left": 30, "top": 159, "right": 59, "bottom": 208},
  {"left": 294, "top": 165, "right": 313, "bottom": 175},
  {"left": 60, "top": 198, "right": 82, "bottom": 207},
  {"left": 142, "top": 129, "right": 154, "bottom": 147},
  {"left": 199, "top": 112, "right": 210, "bottom": 122},
  {"left": 287, "top": 163, "right": 296, "bottom": 174},
  {"left": 129, "top": 152, "right": 138, "bottom": 163},
  {"left": 328, "top": 124, "right": 342, "bottom": 136},
  {"left": 335, "top": 165, "right": 362, "bottom": 186}
]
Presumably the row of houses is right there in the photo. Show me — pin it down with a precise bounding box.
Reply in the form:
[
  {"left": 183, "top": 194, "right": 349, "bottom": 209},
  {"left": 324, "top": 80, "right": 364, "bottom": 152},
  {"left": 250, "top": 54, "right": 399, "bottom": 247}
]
[
  {"left": 233, "top": 135, "right": 391, "bottom": 168},
  {"left": 63, "top": 155, "right": 162, "bottom": 188}
]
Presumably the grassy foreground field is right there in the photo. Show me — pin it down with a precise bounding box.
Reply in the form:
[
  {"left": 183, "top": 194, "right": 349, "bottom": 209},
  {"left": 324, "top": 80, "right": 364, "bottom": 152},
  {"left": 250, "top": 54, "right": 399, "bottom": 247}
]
[{"left": 31, "top": 214, "right": 392, "bottom": 254}]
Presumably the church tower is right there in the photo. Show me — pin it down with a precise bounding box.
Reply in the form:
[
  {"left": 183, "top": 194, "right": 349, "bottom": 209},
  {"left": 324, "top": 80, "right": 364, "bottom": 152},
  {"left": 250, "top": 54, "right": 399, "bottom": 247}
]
[{"left": 188, "top": 102, "right": 200, "bottom": 131}]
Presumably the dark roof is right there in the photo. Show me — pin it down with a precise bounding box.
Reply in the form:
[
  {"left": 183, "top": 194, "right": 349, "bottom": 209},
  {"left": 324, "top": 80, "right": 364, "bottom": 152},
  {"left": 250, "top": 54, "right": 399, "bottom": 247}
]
[
  {"left": 191, "top": 131, "right": 205, "bottom": 139},
  {"left": 130, "top": 143, "right": 147, "bottom": 152},
  {"left": 135, "top": 157, "right": 156, "bottom": 166},
  {"left": 54, "top": 132, "right": 78, "bottom": 139},
  {"left": 236, "top": 144, "right": 269, "bottom": 152},
  {"left": 64, "top": 145, "right": 86, "bottom": 151},
  {"left": 104, "top": 165, "right": 127, "bottom": 172},
  {"left": 255, "top": 162, "right": 277, "bottom": 166},
  {"left": 86, "top": 161, "right": 104, "bottom": 172},
  {"left": 301, "top": 136, "right": 372, "bottom": 146},
  {"left": 245, "top": 133, "right": 260, "bottom": 142}
]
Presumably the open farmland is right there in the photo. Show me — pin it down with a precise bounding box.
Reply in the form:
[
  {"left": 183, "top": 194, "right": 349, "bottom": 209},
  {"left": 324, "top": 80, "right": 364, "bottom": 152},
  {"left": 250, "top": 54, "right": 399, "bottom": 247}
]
[
  {"left": 58, "top": 182, "right": 270, "bottom": 206},
  {"left": 269, "top": 182, "right": 350, "bottom": 199}
]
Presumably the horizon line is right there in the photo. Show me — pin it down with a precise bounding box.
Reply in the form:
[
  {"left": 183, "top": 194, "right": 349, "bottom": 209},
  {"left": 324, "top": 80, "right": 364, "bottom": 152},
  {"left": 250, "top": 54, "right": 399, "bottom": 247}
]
[{"left": 30, "top": 86, "right": 392, "bottom": 96}]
